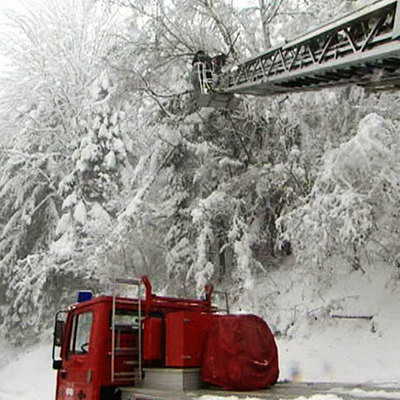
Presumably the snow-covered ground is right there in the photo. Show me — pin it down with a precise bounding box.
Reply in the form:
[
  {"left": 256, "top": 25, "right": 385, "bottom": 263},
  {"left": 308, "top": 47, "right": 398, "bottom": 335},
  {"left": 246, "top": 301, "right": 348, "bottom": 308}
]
[
  {"left": 249, "top": 262, "right": 400, "bottom": 384},
  {"left": 1, "top": 343, "right": 400, "bottom": 400},
  {"left": 0, "top": 341, "right": 55, "bottom": 400}
]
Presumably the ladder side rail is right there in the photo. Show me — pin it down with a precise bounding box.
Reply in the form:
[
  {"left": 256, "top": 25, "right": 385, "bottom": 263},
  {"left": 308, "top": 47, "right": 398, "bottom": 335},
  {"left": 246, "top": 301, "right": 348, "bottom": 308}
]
[
  {"left": 275, "top": 28, "right": 396, "bottom": 80},
  {"left": 222, "top": 0, "right": 394, "bottom": 76},
  {"left": 194, "top": 61, "right": 214, "bottom": 94},
  {"left": 111, "top": 279, "right": 117, "bottom": 383},
  {"left": 218, "top": 2, "right": 398, "bottom": 92},
  {"left": 266, "top": 23, "right": 389, "bottom": 78},
  {"left": 213, "top": 290, "right": 230, "bottom": 314},
  {"left": 137, "top": 283, "right": 142, "bottom": 383},
  {"left": 224, "top": 40, "right": 400, "bottom": 95},
  {"left": 392, "top": 0, "right": 400, "bottom": 37},
  {"left": 115, "top": 278, "right": 142, "bottom": 285},
  {"left": 285, "top": 0, "right": 396, "bottom": 49},
  {"left": 111, "top": 278, "right": 143, "bottom": 384}
]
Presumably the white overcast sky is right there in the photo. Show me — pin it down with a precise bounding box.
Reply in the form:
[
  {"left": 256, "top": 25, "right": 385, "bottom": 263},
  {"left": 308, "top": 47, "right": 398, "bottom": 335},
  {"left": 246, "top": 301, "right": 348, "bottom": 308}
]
[
  {"left": 0, "top": 0, "right": 24, "bottom": 71},
  {"left": 0, "top": 0, "right": 23, "bottom": 32},
  {"left": 0, "top": 0, "right": 22, "bottom": 16}
]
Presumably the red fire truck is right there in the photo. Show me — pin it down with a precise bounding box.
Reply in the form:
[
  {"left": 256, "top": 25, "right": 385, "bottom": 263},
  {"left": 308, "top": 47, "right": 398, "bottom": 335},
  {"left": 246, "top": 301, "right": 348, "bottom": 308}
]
[{"left": 52, "top": 276, "right": 279, "bottom": 400}]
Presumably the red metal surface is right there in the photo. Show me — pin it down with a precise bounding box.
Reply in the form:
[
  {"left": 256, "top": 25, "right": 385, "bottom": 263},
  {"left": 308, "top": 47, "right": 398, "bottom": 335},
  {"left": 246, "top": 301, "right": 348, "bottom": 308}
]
[
  {"left": 143, "top": 318, "right": 163, "bottom": 362},
  {"left": 56, "top": 299, "right": 142, "bottom": 400},
  {"left": 165, "top": 311, "right": 211, "bottom": 367},
  {"left": 55, "top": 278, "right": 278, "bottom": 400},
  {"left": 55, "top": 282, "right": 215, "bottom": 400},
  {"left": 141, "top": 276, "right": 153, "bottom": 316},
  {"left": 56, "top": 301, "right": 104, "bottom": 400},
  {"left": 201, "top": 314, "right": 279, "bottom": 390}
]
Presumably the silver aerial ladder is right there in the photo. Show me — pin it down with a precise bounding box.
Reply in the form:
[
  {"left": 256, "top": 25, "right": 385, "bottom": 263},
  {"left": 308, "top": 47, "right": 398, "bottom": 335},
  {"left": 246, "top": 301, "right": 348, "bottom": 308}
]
[{"left": 194, "top": 0, "right": 400, "bottom": 107}]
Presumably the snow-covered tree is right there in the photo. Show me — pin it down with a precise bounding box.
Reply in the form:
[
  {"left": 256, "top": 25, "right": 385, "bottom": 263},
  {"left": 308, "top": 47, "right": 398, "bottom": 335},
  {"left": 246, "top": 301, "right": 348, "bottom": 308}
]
[
  {"left": 0, "top": 0, "right": 124, "bottom": 342},
  {"left": 279, "top": 114, "right": 400, "bottom": 276},
  {"left": 1, "top": 0, "right": 391, "bottom": 345}
]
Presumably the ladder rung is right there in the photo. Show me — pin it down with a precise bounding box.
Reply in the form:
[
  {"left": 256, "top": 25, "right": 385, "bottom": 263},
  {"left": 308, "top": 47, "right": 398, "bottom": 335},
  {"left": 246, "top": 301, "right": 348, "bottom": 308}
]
[
  {"left": 115, "top": 371, "right": 137, "bottom": 376},
  {"left": 114, "top": 371, "right": 139, "bottom": 380},
  {"left": 115, "top": 347, "right": 137, "bottom": 351},
  {"left": 114, "top": 299, "right": 139, "bottom": 305},
  {"left": 113, "top": 325, "right": 139, "bottom": 330},
  {"left": 115, "top": 278, "right": 141, "bottom": 285},
  {"left": 109, "top": 348, "right": 139, "bottom": 355},
  {"left": 114, "top": 376, "right": 136, "bottom": 381},
  {"left": 112, "top": 278, "right": 143, "bottom": 385},
  {"left": 123, "top": 360, "right": 139, "bottom": 366}
]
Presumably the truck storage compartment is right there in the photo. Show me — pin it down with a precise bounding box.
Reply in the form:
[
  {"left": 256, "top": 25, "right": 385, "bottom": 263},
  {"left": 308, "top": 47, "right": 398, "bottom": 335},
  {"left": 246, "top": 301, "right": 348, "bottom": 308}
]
[
  {"left": 143, "top": 317, "right": 163, "bottom": 362},
  {"left": 165, "top": 311, "right": 210, "bottom": 367}
]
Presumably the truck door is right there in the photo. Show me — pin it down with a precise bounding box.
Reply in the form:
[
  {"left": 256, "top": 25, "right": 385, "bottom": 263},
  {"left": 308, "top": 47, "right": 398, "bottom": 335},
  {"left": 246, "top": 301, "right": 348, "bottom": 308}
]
[{"left": 57, "top": 310, "right": 95, "bottom": 400}]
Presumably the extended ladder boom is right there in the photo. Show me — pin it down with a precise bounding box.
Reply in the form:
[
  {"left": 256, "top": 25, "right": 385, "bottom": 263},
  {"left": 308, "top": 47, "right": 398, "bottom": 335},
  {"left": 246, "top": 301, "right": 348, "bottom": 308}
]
[{"left": 215, "top": 0, "right": 400, "bottom": 96}]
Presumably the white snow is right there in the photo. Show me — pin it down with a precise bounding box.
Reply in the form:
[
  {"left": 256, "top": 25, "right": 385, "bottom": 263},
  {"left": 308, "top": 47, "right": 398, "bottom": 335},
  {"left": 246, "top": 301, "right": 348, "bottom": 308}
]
[
  {"left": 332, "top": 388, "right": 400, "bottom": 399},
  {"left": 248, "top": 262, "right": 400, "bottom": 384},
  {"left": 80, "top": 142, "right": 100, "bottom": 163},
  {"left": 98, "top": 123, "right": 111, "bottom": 139},
  {"left": 113, "top": 138, "right": 126, "bottom": 159},
  {"left": 55, "top": 212, "right": 73, "bottom": 237},
  {"left": 73, "top": 200, "right": 87, "bottom": 225},
  {"left": 61, "top": 193, "right": 77, "bottom": 211},
  {"left": 50, "top": 231, "right": 75, "bottom": 261},
  {"left": 104, "top": 150, "right": 117, "bottom": 170},
  {"left": 86, "top": 202, "right": 112, "bottom": 233},
  {"left": 198, "top": 395, "right": 343, "bottom": 400},
  {"left": 0, "top": 341, "right": 56, "bottom": 400}
]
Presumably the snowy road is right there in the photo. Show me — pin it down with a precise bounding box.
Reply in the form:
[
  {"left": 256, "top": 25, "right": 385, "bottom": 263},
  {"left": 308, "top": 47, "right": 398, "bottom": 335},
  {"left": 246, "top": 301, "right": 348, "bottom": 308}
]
[
  {"left": 240, "top": 383, "right": 400, "bottom": 399},
  {"left": 1, "top": 342, "right": 400, "bottom": 400},
  {"left": 121, "top": 383, "right": 400, "bottom": 400},
  {"left": 2, "top": 386, "right": 400, "bottom": 400}
]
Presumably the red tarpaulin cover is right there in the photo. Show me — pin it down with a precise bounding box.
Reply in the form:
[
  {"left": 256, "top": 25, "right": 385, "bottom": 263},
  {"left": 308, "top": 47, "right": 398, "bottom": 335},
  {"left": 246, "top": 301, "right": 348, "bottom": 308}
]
[{"left": 201, "top": 314, "right": 279, "bottom": 390}]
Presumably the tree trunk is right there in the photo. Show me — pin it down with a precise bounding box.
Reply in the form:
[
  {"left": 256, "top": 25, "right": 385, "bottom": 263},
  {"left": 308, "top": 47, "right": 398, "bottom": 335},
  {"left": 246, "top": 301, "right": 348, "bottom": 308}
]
[{"left": 259, "top": 0, "right": 272, "bottom": 49}]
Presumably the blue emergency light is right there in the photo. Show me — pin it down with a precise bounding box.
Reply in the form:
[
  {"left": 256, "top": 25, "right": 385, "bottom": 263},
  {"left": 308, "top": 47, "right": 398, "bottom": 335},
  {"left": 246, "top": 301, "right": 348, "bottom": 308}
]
[{"left": 77, "top": 291, "right": 92, "bottom": 303}]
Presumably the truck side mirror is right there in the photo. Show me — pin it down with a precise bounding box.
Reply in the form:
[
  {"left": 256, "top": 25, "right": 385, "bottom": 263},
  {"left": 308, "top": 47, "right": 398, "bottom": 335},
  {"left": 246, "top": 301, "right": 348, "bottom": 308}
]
[
  {"left": 52, "top": 359, "right": 63, "bottom": 370},
  {"left": 52, "top": 311, "right": 67, "bottom": 370},
  {"left": 54, "top": 319, "right": 65, "bottom": 347}
]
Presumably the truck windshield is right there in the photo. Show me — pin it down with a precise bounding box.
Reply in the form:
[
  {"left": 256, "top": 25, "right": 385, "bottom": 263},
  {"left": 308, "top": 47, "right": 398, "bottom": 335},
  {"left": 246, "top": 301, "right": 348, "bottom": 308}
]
[{"left": 69, "top": 311, "right": 93, "bottom": 355}]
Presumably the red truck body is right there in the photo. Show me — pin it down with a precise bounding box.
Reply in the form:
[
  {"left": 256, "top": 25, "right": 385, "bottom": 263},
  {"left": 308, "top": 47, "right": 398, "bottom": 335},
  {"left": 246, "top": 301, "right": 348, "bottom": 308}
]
[{"left": 53, "top": 277, "right": 278, "bottom": 400}]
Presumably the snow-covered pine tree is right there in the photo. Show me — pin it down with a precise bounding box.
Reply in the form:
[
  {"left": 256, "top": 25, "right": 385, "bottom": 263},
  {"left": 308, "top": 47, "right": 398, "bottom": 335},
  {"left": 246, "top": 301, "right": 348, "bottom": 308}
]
[
  {"left": 278, "top": 113, "right": 400, "bottom": 278},
  {"left": 0, "top": 0, "right": 123, "bottom": 342}
]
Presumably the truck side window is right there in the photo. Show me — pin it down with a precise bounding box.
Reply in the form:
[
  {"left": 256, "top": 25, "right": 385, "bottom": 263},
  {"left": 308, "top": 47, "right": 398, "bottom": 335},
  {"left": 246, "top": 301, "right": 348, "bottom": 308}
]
[{"left": 69, "top": 311, "right": 93, "bottom": 355}]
